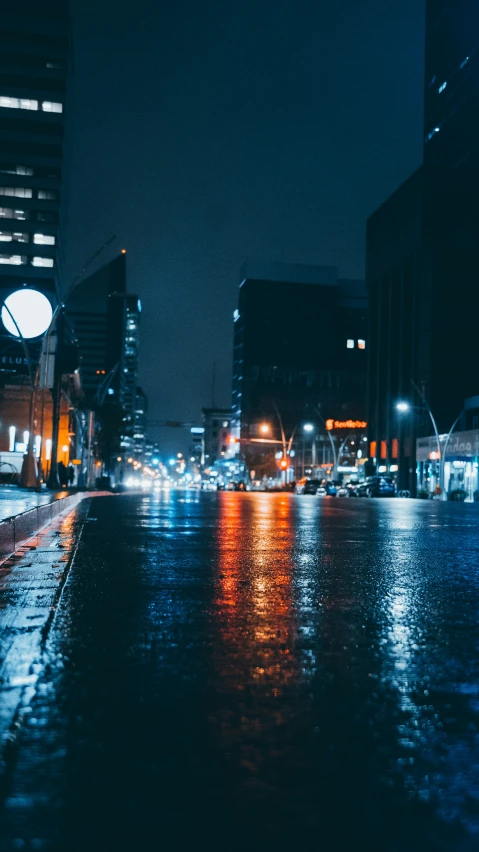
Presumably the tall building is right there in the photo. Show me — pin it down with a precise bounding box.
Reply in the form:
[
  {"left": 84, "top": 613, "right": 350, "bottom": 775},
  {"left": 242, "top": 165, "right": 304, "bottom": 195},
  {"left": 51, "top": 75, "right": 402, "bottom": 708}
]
[
  {"left": 133, "top": 387, "right": 148, "bottom": 460},
  {"left": 424, "top": 0, "right": 479, "bottom": 170},
  {"left": 367, "top": 1, "right": 479, "bottom": 495},
  {"left": 67, "top": 252, "right": 142, "bottom": 460},
  {"left": 202, "top": 407, "right": 231, "bottom": 465},
  {"left": 66, "top": 253, "right": 126, "bottom": 399},
  {"left": 232, "top": 263, "right": 367, "bottom": 465},
  {"left": 0, "top": 0, "right": 70, "bottom": 376}
]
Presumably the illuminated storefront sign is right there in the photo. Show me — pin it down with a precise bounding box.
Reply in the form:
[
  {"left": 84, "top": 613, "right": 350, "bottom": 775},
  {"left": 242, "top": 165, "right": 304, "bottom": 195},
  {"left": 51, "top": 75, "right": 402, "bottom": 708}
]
[{"left": 326, "top": 419, "right": 367, "bottom": 430}]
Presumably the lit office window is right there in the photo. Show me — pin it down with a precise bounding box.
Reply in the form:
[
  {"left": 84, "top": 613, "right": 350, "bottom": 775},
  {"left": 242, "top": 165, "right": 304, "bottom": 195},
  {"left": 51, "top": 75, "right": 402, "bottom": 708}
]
[
  {"left": 0, "top": 96, "right": 38, "bottom": 110},
  {"left": 358, "top": 339, "right": 366, "bottom": 350},
  {"left": 0, "top": 187, "right": 32, "bottom": 198},
  {"left": 31, "top": 256, "right": 54, "bottom": 267},
  {"left": 37, "top": 190, "right": 57, "bottom": 200},
  {"left": 33, "top": 233, "right": 55, "bottom": 245},
  {"left": 0, "top": 165, "right": 34, "bottom": 176},
  {"left": 0, "top": 208, "right": 29, "bottom": 220},
  {"left": 0, "top": 231, "right": 29, "bottom": 242},
  {"left": 0, "top": 254, "right": 26, "bottom": 265},
  {"left": 346, "top": 339, "right": 354, "bottom": 349},
  {"left": 41, "top": 101, "right": 63, "bottom": 113}
]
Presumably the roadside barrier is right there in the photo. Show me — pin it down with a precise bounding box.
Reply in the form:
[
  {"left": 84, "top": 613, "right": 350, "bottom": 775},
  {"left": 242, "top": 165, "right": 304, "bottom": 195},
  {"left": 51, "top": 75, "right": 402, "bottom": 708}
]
[{"left": 0, "top": 492, "right": 84, "bottom": 563}]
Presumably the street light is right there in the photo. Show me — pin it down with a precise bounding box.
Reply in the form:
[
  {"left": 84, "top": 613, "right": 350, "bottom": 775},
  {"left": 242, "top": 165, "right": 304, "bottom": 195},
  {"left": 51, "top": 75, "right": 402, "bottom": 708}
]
[
  {"left": 260, "top": 423, "right": 270, "bottom": 434},
  {"left": 303, "top": 423, "right": 314, "bottom": 433},
  {"left": 396, "top": 384, "right": 462, "bottom": 501}
]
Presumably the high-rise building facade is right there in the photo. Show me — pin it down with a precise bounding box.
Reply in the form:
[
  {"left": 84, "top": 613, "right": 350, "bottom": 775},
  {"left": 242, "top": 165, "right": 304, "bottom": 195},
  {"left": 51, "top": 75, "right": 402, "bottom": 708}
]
[
  {"left": 424, "top": 0, "right": 479, "bottom": 170},
  {"left": 367, "top": 1, "right": 479, "bottom": 495},
  {"left": 68, "top": 252, "right": 142, "bottom": 459},
  {"left": 232, "top": 263, "right": 367, "bottom": 454},
  {"left": 0, "top": 0, "right": 70, "bottom": 376}
]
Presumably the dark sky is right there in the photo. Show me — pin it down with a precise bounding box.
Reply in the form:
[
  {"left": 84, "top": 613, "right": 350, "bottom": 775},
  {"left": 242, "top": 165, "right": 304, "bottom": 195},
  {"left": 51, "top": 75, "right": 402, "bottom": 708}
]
[{"left": 66, "top": 0, "right": 424, "bottom": 452}]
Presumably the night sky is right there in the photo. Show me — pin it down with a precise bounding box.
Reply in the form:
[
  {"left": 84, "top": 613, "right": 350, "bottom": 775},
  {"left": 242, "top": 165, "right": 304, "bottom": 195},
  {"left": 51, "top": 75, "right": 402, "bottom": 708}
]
[{"left": 66, "top": 0, "right": 424, "bottom": 453}]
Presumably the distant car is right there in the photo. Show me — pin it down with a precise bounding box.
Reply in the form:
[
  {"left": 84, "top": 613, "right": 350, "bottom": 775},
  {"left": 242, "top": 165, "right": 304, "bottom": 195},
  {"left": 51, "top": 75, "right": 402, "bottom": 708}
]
[
  {"left": 337, "top": 481, "right": 360, "bottom": 497},
  {"left": 317, "top": 481, "right": 338, "bottom": 496},
  {"left": 356, "top": 476, "right": 396, "bottom": 498},
  {"left": 303, "top": 479, "right": 321, "bottom": 495},
  {"left": 295, "top": 478, "right": 308, "bottom": 494}
]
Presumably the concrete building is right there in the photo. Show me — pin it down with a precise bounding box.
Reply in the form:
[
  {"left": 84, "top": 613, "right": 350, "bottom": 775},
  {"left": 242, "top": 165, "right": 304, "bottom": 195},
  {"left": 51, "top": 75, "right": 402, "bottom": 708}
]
[
  {"left": 202, "top": 407, "right": 231, "bottom": 465},
  {"left": 367, "top": 1, "right": 479, "bottom": 495},
  {"left": 232, "top": 263, "right": 367, "bottom": 477}
]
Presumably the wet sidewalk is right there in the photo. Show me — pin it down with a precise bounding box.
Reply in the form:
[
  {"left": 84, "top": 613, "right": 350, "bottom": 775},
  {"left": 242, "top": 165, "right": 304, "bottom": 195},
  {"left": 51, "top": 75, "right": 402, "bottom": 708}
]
[{"left": 0, "top": 487, "right": 67, "bottom": 523}]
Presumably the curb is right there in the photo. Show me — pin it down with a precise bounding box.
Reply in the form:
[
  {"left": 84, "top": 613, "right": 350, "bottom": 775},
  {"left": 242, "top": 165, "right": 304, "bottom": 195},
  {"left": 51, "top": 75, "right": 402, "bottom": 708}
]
[{"left": 0, "top": 492, "right": 111, "bottom": 563}]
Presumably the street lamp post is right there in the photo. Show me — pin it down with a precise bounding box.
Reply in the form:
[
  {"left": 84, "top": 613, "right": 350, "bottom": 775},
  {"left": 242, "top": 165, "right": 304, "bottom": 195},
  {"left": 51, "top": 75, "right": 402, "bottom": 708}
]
[{"left": 396, "top": 381, "right": 462, "bottom": 501}]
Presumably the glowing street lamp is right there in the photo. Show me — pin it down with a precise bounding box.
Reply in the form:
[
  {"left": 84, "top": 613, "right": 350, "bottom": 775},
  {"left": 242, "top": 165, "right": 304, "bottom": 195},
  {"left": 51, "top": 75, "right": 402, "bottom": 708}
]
[
  {"left": 303, "top": 423, "right": 314, "bottom": 433},
  {"left": 260, "top": 423, "right": 270, "bottom": 435},
  {"left": 2, "top": 289, "right": 53, "bottom": 340},
  {"left": 396, "top": 402, "right": 410, "bottom": 413}
]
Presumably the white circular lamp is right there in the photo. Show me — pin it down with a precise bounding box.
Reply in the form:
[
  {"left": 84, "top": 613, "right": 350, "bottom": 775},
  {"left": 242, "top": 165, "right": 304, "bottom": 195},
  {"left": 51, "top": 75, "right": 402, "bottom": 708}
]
[{"left": 2, "top": 288, "right": 53, "bottom": 339}]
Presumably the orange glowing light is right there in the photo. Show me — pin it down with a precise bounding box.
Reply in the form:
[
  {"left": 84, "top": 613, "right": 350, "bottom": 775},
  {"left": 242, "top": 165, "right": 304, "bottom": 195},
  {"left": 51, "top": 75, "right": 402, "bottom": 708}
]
[{"left": 326, "top": 419, "right": 367, "bottom": 430}]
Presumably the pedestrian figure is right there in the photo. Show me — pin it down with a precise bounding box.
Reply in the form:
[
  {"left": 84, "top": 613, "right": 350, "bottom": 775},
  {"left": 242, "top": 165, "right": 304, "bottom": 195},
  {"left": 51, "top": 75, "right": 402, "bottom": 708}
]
[
  {"left": 67, "top": 463, "right": 75, "bottom": 487},
  {"left": 58, "top": 460, "right": 68, "bottom": 488}
]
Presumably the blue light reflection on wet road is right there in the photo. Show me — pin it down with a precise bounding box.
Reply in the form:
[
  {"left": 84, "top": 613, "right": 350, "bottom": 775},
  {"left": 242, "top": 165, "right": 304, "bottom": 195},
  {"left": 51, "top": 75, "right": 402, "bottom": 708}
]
[{"left": 1, "top": 491, "right": 479, "bottom": 851}]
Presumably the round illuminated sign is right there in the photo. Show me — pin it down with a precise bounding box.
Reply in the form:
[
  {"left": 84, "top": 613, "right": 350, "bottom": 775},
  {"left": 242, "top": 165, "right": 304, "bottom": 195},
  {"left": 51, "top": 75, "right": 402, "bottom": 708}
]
[{"left": 2, "top": 289, "right": 53, "bottom": 339}]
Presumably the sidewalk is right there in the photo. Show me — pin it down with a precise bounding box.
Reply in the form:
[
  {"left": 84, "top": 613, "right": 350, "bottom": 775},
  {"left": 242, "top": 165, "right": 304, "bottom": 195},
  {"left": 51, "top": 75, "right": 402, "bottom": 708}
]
[{"left": 0, "top": 486, "right": 59, "bottom": 523}]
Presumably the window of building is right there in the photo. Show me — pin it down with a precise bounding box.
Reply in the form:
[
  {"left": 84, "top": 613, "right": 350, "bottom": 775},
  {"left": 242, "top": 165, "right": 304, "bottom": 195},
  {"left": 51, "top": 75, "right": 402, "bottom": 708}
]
[
  {"left": 0, "top": 231, "right": 29, "bottom": 242},
  {"left": 0, "top": 208, "right": 29, "bottom": 220},
  {"left": 0, "top": 187, "right": 32, "bottom": 198},
  {"left": 0, "top": 254, "right": 26, "bottom": 265},
  {"left": 357, "top": 339, "right": 366, "bottom": 349},
  {"left": 31, "top": 256, "right": 54, "bottom": 267},
  {"left": 37, "top": 190, "right": 57, "bottom": 200},
  {"left": 41, "top": 101, "right": 63, "bottom": 113},
  {"left": 36, "top": 211, "right": 56, "bottom": 223},
  {"left": 222, "top": 421, "right": 228, "bottom": 428},
  {"left": 346, "top": 339, "right": 354, "bottom": 348},
  {"left": 0, "top": 96, "right": 38, "bottom": 110},
  {"left": 0, "top": 164, "right": 34, "bottom": 176},
  {"left": 370, "top": 441, "right": 377, "bottom": 459},
  {"left": 33, "top": 233, "right": 55, "bottom": 245}
]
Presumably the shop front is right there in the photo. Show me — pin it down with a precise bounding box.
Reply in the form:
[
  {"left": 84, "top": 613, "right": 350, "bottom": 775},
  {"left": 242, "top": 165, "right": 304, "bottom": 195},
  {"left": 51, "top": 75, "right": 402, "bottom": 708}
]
[{"left": 416, "top": 429, "right": 479, "bottom": 500}]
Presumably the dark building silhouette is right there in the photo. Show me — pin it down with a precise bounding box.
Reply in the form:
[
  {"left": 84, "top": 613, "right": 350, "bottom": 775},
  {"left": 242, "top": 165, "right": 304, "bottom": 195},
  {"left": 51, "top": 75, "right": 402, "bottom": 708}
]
[
  {"left": 424, "top": 0, "right": 479, "bottom": 169},
  {"left": 0, "top": 1, "right": 70, "bottom": 375},
  {"left": 67, "top": 252, "right": 141, "bottom": 455},
  {"left": 232, "top": 263, "right": 367, "bottom": 447},
  {"left": 367, "top": 0, "right": 479, "bottom": 495}
]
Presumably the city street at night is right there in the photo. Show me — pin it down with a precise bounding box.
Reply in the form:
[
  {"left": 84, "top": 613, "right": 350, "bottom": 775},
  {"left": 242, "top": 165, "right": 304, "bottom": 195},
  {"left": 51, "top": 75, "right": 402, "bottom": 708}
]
[{"left": 1, "top": 492, "right": 479, "bottom": 850}]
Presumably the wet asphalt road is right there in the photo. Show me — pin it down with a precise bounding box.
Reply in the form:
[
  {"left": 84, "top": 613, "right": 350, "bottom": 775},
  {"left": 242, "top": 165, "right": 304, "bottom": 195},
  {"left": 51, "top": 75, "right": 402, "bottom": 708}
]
[{"left": 1, "top": 491, "right": 479, "bottom": 851}]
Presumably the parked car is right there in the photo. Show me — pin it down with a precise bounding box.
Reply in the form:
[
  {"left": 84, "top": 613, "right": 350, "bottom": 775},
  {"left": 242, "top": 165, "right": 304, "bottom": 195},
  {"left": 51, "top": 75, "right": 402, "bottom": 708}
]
[
  {"left": 356, "top": 476, "right": 396, "bottom": 498},
  {"left": 336, "top": 481, "right": 360, "bottom": 497},
  {"left": 303, "top": 479, "right": 321, "bottom": 495},
  {"left": 317, "top": 481, "right": 338, "bottom": 496}
]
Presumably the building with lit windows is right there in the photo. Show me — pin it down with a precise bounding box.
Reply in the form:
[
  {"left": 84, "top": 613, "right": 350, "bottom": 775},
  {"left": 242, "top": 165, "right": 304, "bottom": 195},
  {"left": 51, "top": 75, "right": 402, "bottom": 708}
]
[
  {"left": 0, "top": 0, "right": 70, "bottom": 377},
  {"left": 68, "top": 252, "right": 142, "bottom": 464},
  {"left": 133, "top": 387, "right": 148, "bottom": 460},
  {"left": 202, "top": 407, "right": 231, "bottom": 465},
  {"left": 367, "top": 1, "right": 479, "bottom": 496},
  {"left": 232, "top": 263, "right": 367, "bottom": 469}
]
